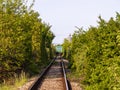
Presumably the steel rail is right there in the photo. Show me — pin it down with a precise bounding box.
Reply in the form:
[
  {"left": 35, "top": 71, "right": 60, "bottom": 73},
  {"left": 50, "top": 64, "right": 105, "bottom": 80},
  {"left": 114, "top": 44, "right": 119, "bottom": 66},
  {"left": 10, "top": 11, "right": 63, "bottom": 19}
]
[
  {"left": 61, "top": 59, "right": 70, "bottom": 90},
  {"left": 28, "top": 58, "right": 55, "bottom": 90}
]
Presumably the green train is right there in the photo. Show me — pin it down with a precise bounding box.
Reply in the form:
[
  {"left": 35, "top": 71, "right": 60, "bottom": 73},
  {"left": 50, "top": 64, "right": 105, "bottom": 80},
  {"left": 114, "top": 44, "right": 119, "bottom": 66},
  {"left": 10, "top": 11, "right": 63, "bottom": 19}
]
[{"left": 55, "top": 45, "right": 63, "bottom": 57}]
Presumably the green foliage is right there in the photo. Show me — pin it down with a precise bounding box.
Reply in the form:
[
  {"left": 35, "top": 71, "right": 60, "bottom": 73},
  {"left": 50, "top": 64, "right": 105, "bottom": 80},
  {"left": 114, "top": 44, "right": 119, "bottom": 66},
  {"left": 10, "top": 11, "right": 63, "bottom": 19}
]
[
  {"left": 0, "top": 0, "right": 54, "bottom": 83},
  {"left": 62, "top": 39, "right": 71, "bottom": 59},
  {"left": 65, "top": 13, "right": 120, "bottom": 90},
  {"left": 0, "top": 71, "right": 28, "bottom": 90}
]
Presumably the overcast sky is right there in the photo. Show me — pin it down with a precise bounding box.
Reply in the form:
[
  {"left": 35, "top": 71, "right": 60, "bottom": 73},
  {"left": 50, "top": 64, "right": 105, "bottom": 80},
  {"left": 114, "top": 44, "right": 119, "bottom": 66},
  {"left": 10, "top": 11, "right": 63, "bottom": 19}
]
[{"left": 33, "top": 0, "right": 120, "bottom": 44}]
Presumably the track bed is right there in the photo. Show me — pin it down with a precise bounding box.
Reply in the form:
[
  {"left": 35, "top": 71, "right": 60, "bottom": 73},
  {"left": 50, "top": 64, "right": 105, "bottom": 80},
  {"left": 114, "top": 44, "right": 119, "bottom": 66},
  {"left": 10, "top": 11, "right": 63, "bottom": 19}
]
[{"left": 39, "top": 59, "right": 65, "bottom": 90}]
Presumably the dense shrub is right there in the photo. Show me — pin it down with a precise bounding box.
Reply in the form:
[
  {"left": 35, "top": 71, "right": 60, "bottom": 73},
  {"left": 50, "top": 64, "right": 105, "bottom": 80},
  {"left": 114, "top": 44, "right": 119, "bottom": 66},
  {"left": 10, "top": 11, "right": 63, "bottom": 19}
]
[
  {"left": 63, "top": 13, "right": 120, "bottom": 89},
  {"left": 0, "top": 0, "right": 54, "bottom": 82}
]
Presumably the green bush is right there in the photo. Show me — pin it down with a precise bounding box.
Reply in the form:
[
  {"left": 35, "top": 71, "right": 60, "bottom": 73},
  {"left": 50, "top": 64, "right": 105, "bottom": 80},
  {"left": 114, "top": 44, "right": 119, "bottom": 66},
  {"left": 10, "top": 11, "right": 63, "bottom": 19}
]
[
  {"left": 63, "top": 13, "right": 120, "bottom": 89},
  {"left": 0, "top": 0, "right": 54, "bottom": 83}
]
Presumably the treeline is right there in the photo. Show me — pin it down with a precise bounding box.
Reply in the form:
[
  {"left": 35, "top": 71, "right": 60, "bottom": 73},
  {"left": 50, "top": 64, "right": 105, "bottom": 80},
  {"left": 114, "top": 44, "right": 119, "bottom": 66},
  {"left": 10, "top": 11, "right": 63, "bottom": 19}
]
[
  {"left": 63, "top": 13, "right": 120, "bottom": 89},
  {"left": 0, "top": 0, "right": 54, "bottom": 83}
]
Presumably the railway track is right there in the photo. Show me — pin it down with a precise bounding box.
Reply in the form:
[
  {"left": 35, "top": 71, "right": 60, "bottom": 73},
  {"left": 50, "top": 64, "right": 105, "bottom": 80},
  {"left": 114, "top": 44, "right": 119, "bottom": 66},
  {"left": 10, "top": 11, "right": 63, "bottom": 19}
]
[{"left": 28, "top": 57, "right": 70, "bottom": 90}]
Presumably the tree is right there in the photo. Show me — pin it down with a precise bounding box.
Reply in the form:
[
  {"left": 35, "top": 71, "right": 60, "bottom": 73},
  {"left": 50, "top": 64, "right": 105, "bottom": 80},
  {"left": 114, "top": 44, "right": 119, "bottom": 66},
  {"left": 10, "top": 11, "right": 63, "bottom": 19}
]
[{"left": 0, "top": 0, "right": 55, "bottom": 82}]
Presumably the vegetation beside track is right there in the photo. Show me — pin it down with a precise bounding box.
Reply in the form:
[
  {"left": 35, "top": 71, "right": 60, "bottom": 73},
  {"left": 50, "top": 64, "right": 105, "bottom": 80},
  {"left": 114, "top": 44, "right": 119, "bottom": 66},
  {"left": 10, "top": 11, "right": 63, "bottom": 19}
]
[
  {"left": 0, "top": 0, "right": 55, "bottom": 85},
  {"left": 63, "top": 13, "right": 120, "bottom": 90},
  {"left": 0, "top": 71, "right": 28, "bottom": 90}
]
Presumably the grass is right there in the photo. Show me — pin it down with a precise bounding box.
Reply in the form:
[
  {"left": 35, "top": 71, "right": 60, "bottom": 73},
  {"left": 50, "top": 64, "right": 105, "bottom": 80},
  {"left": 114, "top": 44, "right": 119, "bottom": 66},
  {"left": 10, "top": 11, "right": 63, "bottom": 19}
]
[
  {"left": 67, "top": 71, "right": 84, "bottom": 90},
  {"left": 67, "top": 71, "right": 80, "bottom": 82},
  {"left": 0, "top": 71, "right": 28, "bottom": 90}
]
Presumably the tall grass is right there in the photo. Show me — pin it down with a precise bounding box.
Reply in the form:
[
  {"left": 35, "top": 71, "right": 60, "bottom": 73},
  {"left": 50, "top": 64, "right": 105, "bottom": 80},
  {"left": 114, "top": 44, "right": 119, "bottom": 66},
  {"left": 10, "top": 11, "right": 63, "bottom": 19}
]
[{"left": 0, "top": 71, "right": 28, "bottom": 90}]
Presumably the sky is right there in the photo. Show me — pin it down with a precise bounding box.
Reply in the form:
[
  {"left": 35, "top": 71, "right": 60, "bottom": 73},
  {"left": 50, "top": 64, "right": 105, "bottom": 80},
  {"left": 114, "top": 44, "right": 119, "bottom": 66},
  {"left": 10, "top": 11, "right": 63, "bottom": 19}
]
[{"left": 32, "top": 0, "right": 120, "bottom": 44}]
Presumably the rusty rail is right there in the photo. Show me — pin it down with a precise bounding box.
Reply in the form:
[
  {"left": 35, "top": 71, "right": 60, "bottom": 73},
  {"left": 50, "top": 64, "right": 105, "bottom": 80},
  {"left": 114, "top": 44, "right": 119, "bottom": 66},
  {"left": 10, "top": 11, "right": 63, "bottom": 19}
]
[
  {"left": 29, "top": 57, "right": 71, "bottom": 90},
  {"left": 28, "top": 58, "right": 55, "bottom": 90}
]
